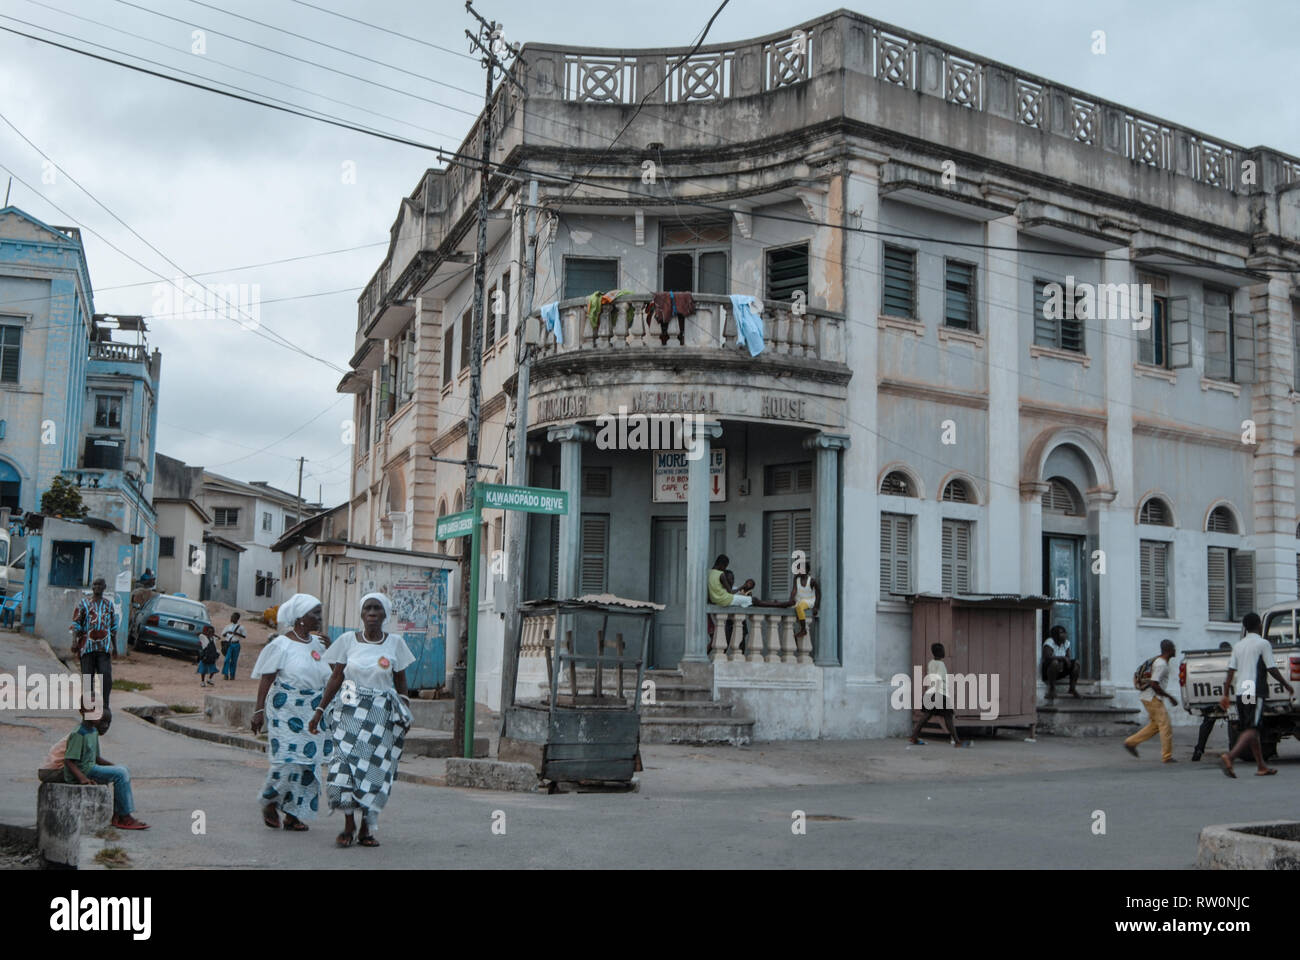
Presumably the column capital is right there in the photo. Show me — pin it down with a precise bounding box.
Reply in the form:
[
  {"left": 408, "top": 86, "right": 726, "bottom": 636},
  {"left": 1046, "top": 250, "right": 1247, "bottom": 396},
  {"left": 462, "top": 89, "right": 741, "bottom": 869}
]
[
  {"left": 1020, "top": 480, "right": 1050, "bottom": 502},
  {"left": 546, "top": 424, "right": 595, "bottom": 444},
  {"left": 803, "top": 432, "right": 851, "bottom": 452},
  {"left": 687, "top": 420, "right": 723, "bottom": 441},
  {"left": 1085, "top": 488, "right": 1119, "bottom": 508}
]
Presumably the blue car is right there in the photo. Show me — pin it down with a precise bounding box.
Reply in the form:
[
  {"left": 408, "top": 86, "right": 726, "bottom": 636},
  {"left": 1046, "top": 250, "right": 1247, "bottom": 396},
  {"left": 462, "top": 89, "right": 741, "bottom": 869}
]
[{"left": 131, "top": 595, "right": 212, "bottom": 655}]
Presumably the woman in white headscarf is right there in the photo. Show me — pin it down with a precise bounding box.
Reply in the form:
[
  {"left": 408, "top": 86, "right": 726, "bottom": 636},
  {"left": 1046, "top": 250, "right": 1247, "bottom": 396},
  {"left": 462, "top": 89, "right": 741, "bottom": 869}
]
[
  {"left": 309, "top": 592, "right": 414, "bottom": 848},
  {"left": 248, "top": 593, "right": 333, "bottom": 831}
]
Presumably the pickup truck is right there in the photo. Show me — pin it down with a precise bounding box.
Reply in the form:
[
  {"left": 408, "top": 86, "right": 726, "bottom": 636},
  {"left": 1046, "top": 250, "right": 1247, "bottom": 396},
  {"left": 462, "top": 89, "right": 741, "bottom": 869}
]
[{"left": 1179, "top": 601, "right": 1300, "bottom": 759}]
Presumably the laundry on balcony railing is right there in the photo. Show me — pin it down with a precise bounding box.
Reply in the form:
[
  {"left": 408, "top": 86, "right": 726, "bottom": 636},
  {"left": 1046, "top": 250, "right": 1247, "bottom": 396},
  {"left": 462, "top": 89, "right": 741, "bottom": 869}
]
[
  {"left": 540, "top": 301, "right": 562, "bottom": 344},
  {"left": 585, "top": 289, "right": 633, "bottom": 330},
  {"left": 729, "top": 294, "right": 765, "bottom": 357}
]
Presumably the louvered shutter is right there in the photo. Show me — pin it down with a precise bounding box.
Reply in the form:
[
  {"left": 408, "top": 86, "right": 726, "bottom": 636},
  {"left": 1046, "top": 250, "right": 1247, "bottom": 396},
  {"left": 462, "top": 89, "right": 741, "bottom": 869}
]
[
  {"left": 1295, "top": 553, "right": 1300, "bottom": 600},
  {"left": 953, "top": 521, "right": 970, "bottom": 593},
  {"left": 579, "top": 515, "right": 608, "bottom": 594},
  {"left": 1233, "top": 311, "right": 1255, "bottom": 383},
  {"left": 882, "top": 246, "right": 916, "bottom": 318},
  {"left": 880, "top": 516, "right": 893, "bottom": 601},
  {"left": 944, "top": 261, "right": 976, "bottom": 330},
  {"left": 1233, "top": 551, "right": 1255, "bottom": 621},
  {"left": 1167, "top": 296, "right": 1191, "bottom": 368},
  {"left": 1204, "top": 291, "right": 1231, "bottom": 381},
  {"left": 941, "top": 521, "right": 954, "bottom": 595},
  {"left": 1151, "top": 541, "right": 1168, "bottom": 617},
  {"left": 548, "top": 515, "right": 559, "bottom": 598},
  {"left": 769, "top": 513, "right": 792, "bottom": 599},
  {"left": 1207, "top": 546, "right": 1229, "bottom": 621},
  {"left": 1033, "top": 279, "right": 1057, "bottom": 347},
  {"left": 795, "top": 464, "right": 813, "bottom": 493},
  {"left": 894, "top": 515, "right": 911, "bottom": 594},
  {"left": 1139, "top": 541, "right": 1153, "bottom": 615}
]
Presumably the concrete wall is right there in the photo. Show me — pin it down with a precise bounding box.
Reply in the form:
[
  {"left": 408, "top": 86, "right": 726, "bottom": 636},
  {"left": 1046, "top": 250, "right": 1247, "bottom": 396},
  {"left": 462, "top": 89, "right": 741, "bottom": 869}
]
[{"left": 30, "top": 517, "right": 133, "bottom": 654}]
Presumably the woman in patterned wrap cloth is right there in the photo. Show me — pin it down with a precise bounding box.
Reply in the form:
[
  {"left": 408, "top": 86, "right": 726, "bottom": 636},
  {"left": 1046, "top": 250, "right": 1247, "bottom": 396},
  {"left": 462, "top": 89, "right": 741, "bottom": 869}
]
[
  {"left": 309, "top": 592, "right": 414, "bottom": 848},
  {"left": 250, "top": 593, "right": 333, "bottom": 831}
]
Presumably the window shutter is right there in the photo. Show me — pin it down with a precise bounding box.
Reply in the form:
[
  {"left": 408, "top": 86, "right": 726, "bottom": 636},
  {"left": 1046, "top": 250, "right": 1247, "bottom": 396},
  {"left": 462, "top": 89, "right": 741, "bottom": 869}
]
[
  {"left": 941, "top": 521, "right": 954, "bottom": 595},
  {"left": 443, "top": 327, "right": 454, "bottom": 382},
  {"left": 1151, "top": 541, "right": 1168, "bottom": 617},
  {"left": 548, "top": 515, "right": 559, "bottom": 598},
  {"left": 1139, "top": 541, "right": 1153, "bottom": 615},
  {"left": 953, "top": 520, "right": 970, "bottom": 593},
  {"left": 1207, "top": 546, "right": 1229, "bottom": 621},
  {"left": 1167, "top": 297, "right": 1191, "bottom": 368},
  {"left": 1033, "top": 279, "right": 1058, "bottom": 347},
  {"left": 1233, "top": 550, "right": 1255, "bottom": 621},
  {"left": 1295, "top": 552, "right": 1299, "bottom": 600},
  {"left": 880, "top": 516, "right": 893, "bottom": 601},
  {"left": 579, "top": 515, "right": 609, "bottom": 594},
  {"left": 1204, "top": 291, "right": 1231, "bottom": 381},
  {"left": 795, "top": 464, "right": 813, "bottom": 493},
  {"left": 944, "top": 261, "right": 976, "bottom": 330},
  {"left": 769, "top": 513, "right": 793, "bottom": 599},
  {"left": 1233, "top": 311, "right": 1255, "bottom": 383},
  {"left": 882, "top": 246, "right": 916, "bottom": 318},
  {"left": 765, "top": 244, "right": 809, "bottom": 303},
  {"left": 768, "top": 465, "right": 793, "bottom": 496},
  {"left": 893, "top": 515, "right": 911, "bottom": 594},
  {"left": 582, "top": 467, "right": 611, "bottom": 498}
]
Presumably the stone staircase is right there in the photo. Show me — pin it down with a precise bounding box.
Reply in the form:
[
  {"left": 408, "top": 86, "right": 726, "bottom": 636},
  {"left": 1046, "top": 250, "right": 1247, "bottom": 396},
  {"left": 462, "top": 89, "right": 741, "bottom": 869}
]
[
  {"left": 539, "top": 667, "right": 754, "bottom": 745},
  {"left": 1035, "top": 689, "right": 1142, "bottom": 737}
]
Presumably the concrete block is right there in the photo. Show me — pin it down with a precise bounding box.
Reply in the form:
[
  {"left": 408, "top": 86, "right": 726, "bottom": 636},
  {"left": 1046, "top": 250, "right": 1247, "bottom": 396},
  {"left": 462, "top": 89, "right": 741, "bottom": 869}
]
[
  {"left": 1198, "top": 821, "right": 1300, "bottom": 870},
  {"left": 204, "top": 694, "right": 255, "bottom": 728},
  {"left": 445, "top": 758, "right": 539, "bottom": 792},
  {"left": 38, "top": 781, "right": 113, "bottom": 868}
]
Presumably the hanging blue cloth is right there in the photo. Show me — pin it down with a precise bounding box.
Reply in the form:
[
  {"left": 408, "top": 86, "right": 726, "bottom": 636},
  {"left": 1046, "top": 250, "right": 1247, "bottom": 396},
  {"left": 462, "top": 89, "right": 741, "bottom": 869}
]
[
  {"left": 729, "top": 295, "right": 765, "bottom": 357},
  {"left": 540, "top": 301, "right": 562, "bottom": 345}
]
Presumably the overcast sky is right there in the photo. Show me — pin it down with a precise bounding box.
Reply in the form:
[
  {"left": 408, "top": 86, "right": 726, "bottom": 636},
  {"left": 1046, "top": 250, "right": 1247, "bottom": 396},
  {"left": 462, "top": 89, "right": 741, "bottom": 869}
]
[{"left": 1, "top": 0, "right": 1296, "bottom": 510}]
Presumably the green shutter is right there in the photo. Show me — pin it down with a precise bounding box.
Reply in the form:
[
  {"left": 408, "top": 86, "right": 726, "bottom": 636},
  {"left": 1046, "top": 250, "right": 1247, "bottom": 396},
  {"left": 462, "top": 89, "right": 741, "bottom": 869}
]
[
  {"left": 882, "top": 246, "right": 915, "bottom": 318},
  {"left": 1207, "top": 546, "right": 1229, "bottom": 621}
]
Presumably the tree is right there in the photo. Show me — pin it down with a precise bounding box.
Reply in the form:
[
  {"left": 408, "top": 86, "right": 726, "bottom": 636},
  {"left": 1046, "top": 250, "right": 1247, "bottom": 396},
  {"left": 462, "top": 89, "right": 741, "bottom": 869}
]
[{"left": 40, "top": 475, "right": 88, "bottom": 518}]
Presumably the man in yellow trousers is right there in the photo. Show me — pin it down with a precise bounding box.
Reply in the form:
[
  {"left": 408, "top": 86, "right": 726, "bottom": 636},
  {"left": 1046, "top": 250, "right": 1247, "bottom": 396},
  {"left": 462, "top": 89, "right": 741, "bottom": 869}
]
[{"left": 1125, "top": 639, "right": 1179, "bottom": 763}]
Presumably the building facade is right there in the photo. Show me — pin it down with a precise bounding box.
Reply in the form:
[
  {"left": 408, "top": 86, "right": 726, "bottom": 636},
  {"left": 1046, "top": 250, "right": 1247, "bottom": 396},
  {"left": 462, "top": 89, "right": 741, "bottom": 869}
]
[{"left": 341, "top": 12, "right": 1300, "bottom": 735}]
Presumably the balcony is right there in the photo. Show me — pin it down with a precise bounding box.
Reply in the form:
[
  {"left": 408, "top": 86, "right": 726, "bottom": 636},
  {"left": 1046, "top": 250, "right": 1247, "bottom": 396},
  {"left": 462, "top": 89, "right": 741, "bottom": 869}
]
[
  {"left": 88, "top": 340, "right": 147, "bottom": 364},
  {"left": 533, "top": 293, "right": 845, "bottom": 365}
]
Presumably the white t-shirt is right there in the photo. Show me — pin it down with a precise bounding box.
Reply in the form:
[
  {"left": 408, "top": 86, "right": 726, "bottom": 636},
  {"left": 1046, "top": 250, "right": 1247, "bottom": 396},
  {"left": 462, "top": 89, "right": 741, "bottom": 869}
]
[
  {"left": 1044, "top": 638, "right": 1070, "bottom": 659},
  {"left": 1139, "top": 656, "right": 1170, "bottom": 702},
  {"left": 729, "top": 594, "right": 754, "bottom": 608},
  {"left": 1228, "top": 633, "right": 1275, "bottom": 698},
  {"left": 924, "top": 658, "right": 948, "bottom": 703},
  {"left": 250, "top": 634, "right": 331, "bottom": 690},
  {"left": 324, "top": 632, "right": 416, "bottom": 690},
  {"left": 222, "top": 624, "right": 247, "bottom": 641}
]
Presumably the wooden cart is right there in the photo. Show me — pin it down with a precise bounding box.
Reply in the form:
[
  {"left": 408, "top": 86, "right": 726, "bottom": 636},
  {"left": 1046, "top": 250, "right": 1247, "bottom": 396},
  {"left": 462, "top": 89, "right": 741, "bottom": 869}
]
[{"left": 498, "top": 595, "right": 662, "bottom": 785}]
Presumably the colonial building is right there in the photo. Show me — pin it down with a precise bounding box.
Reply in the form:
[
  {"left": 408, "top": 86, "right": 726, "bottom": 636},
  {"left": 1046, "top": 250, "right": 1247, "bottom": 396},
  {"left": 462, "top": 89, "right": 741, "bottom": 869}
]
[{"left": 341, "top": 11, "right": 1300, "bottom": 737}]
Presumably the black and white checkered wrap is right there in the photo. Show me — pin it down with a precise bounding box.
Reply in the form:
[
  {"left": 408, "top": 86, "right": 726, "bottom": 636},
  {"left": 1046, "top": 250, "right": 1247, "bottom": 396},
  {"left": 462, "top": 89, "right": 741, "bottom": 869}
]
[{"left": 326, "top": 686, "right": 412, "bottom": 817}]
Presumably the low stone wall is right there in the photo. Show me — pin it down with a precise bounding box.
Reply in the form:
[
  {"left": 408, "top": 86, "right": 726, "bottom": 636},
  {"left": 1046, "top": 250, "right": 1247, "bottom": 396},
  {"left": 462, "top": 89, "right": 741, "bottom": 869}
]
[
  {"left": 204, "top": 694, "right": 255, "bottom": 728},
  {"left": 38, "top": 782, "right": 113, "bottom": 868},
  {"left": 1197, "top": 821, "right": 1300, "bottom": 869},
  {"left": 445, "top": 758, "right": 538, "bottom": 792}
]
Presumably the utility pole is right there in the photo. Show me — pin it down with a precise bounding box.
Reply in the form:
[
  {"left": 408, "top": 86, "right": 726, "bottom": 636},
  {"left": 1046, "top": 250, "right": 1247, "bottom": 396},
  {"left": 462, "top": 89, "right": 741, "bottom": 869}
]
[
  {"left": 455, "top": 1, "right": 523, "bottom": 757},
  {"left": 296, "top": 456, "right": 305, "bottom": 505},
  {"left": 499, "top": 178, "right": 539, "bottom": 721}
]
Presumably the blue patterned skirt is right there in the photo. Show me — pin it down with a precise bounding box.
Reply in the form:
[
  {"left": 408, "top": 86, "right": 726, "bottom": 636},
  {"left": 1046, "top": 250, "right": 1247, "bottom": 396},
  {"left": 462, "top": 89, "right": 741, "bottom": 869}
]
[{"left": 258, "top": 678, "right": 333, "bottom": 821}]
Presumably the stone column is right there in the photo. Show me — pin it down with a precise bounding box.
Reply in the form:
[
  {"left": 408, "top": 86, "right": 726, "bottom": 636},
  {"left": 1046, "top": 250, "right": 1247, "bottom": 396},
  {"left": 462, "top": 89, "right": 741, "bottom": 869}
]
[
  {"left": 546, "top": 425, "right": 592, "bottom": 600},
  {"left": 803, "top": 433, "right": 850, "bottom": 665},
  {"left": 1249, "top": 276, "right": 1297, "bottom": 606},
  {"left": 985, "top": 213, "right": 1022, "bottom": 593},
  {"left": 1100, "top": 246, "right": 1136, "bottom": 689},
  {"left": 683, "top": 421, "right": 723, "bottom": 664}
]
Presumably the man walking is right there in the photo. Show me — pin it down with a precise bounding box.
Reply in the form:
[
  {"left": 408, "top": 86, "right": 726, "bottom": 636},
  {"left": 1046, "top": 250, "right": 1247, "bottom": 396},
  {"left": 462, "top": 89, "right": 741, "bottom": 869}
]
[
  {"left": 1220, "top": 612, "right": 1293, "bottom": 778},
  {"left": 72, "top": 577, "right": 119, "bottom": 710},
  {"left": 1124, "top": 639, "right": 1178, "bottom": 763},
  {"left": 1041, "top": 624, "right": 1081, "bottom": 699}
]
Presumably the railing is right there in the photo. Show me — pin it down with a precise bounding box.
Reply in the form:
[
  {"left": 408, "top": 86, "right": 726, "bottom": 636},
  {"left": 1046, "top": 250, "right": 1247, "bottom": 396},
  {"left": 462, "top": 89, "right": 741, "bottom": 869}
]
[
  {"left": 708, "top": 606, "right": 812, "bottom": 665},
  {"left": 88, "top": 341, "right": 147, "bottom": 363},
  {"left": 533, "top": 294, "right": 845, "bottom": 364},
  {"left": 524, "top": 11, "right": 1297, "bottom": 193}
]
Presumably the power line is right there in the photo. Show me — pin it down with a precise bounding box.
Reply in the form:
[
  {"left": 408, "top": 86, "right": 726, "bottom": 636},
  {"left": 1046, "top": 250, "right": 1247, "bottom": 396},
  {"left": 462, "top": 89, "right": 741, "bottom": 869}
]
[{"left": 288, "top": 0, "right": 478, "bottom": 62}]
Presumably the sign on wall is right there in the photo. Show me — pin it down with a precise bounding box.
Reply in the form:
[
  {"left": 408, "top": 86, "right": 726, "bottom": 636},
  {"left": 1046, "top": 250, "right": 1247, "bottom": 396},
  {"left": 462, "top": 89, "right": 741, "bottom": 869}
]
[{"left": 652, "top": 449, "right": 726, "bottom": 503}]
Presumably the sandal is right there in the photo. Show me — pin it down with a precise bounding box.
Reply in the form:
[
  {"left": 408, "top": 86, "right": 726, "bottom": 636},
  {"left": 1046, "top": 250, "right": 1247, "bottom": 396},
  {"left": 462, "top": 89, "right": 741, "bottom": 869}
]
[
  {"left": 283, "top": 818, "right": 309, "bottom": 831},
  {"left": 1257, "top": 768, "right": 1278, "bottom": 776},
  {"left": 358, "top": 834, "right": 380, "bottom": 847},
  {"left": 263, "top": 805, "right": 281, "bottom": 829},
  {"left": 335, "top": 832, "right": 354, "bottom": 848}
]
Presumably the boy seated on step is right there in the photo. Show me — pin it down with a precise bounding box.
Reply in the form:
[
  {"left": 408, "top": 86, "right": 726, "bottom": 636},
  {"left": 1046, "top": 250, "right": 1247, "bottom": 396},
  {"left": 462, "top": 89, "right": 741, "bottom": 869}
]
[{"left": 63, "top": 705, "right": 149, "bottom": 830}]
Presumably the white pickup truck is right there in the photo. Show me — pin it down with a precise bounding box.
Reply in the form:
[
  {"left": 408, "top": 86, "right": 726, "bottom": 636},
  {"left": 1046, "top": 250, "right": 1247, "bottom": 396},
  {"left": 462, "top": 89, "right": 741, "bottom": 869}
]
[{"left": 1179, "top": 601, "right": 1300, "bottom": 759}]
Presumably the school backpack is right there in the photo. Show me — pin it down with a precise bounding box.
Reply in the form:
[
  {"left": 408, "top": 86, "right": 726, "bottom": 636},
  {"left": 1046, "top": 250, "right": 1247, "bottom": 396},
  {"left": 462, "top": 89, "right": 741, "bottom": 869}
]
[{"left": 1134, "top": 656, "right": 1158, "bottom": 691}]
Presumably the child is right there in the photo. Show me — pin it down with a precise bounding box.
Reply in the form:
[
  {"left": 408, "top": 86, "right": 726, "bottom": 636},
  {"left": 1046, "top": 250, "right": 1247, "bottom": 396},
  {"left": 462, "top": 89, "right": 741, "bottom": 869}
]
[
  {"left": 63, "top": 707, "right": 149, "bottom": 830},
  {"left": 197, "top": 624, "right": 220, "bottom": 686},
  {"left": 221, "top": 612, "right": 247, "bottom": 681},
  {"left": 909, "top": 642, "right": 965, "bottom": 748}
]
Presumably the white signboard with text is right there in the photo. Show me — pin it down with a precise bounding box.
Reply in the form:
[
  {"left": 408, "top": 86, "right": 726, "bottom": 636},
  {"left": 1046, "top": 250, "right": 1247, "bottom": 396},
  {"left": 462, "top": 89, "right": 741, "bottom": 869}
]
[{"left": 652, "top": 449, "right": 726, "bottom": 503}]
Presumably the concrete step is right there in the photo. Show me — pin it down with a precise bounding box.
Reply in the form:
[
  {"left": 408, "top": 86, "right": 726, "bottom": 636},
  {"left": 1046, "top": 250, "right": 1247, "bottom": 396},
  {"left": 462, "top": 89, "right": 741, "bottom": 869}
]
[
  {"left": 404, "top": 726, "right": 490, "bottom": 759},
  {"left": 540, "top": 681, "right": 713, "bottom": 703},
  {"left": 640, "top": 714, "right": 754, "bottom": 745},
  {"left": 1037, "top": 701, "right": 1142, "bottom": 737},
  {"left": 642, "top": 700, "right": 740, "bottom": 719},
  {"left": 406, "top": 697, "right": 497, "bottom": 733}
]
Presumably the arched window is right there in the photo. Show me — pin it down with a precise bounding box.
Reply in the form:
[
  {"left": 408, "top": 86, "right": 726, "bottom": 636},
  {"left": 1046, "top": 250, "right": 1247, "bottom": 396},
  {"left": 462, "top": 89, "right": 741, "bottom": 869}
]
[
  {"left": 436, "top": 498, "right": 447, "bottom": 552},
  {"left": 1207, "top": 505, "right": 1237, "bottom": 534},
  {"left": 942, "top": 478, "right": 972, "bottom": 503},
  {"left": 1042, "top": 477, "right": 1083, "bottom": 516},
  {"left": 1139, "top": 497, "right": 1172, "bottom": 526},
  {"left": 880, "top": 471, "right": 915, "bottom": 497},
  {"left": 0, "top": 459, "right": 20, "bottom": 514}
]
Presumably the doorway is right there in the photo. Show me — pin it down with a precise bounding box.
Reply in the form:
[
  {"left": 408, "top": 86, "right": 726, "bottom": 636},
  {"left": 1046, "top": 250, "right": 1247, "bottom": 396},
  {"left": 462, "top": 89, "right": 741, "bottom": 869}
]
[
  {"left": 1042, "top": 534, "right": 1097, "bottom": 680},
  {"left": 649, "top": 517, "right": 725, "bottom": 669}
]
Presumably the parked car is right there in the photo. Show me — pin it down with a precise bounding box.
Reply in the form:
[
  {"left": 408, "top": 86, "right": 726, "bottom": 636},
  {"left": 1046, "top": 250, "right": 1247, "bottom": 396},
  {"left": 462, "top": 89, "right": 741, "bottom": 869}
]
[
  {"left": 131, "top": 594, "right": 212, "bottom": 655},
  {"left": 1179, "top": 601, "right": 1300, "bottom": 759}
]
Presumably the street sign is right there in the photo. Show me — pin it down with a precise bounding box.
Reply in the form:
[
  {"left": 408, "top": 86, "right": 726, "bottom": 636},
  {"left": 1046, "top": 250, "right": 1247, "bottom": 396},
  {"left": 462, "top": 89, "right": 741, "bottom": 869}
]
[
  {"left": 478, "top": 483, "right": 569, "bottom": 515},
  {"left": 436, "top": 509, "right": 475, "bottom": 540}
]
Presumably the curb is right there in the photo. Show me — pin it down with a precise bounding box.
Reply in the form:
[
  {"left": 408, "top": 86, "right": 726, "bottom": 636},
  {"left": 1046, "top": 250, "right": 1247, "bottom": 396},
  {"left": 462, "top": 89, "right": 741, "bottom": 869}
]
[{"left": 0, "top": 822, "right": 38, "bottom": 845}]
